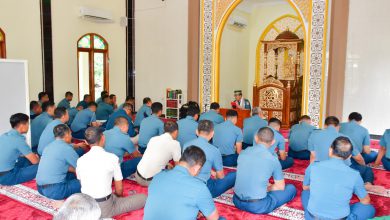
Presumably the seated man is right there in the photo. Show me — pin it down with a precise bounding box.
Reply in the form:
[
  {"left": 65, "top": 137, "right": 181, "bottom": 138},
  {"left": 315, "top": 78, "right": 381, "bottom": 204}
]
[
  {"left": 302, "top": 136, "right": 375, "bottom": 220},
  {"left": 177, "top": 106, "right": 199, "bottom": 147},
  {"left": 38, "top": 91, "right": 50, "bottom": 105},
  {"left": 374, "top": 129, "right": 390, "bottom": 170},
  {"left": 38, "top": 107, "right": 86, "bottom": 156},
  {"left": 288, "top": 115, "right": 316, "bottom": 160},
  {"left": 71, "top": 102, "right": 100, "bottom": 139},
  {"left": 268, "top": 118, "right": 294, "bottom": 169},
  {"left": 199, "top": 102, "right": 224, "bottom": 126},
  {"left": 110, "top": 94, "right": 117, "bottom": 109},
  {"left": 184, "top": 120, "right": 236, "bottom": 198},
  {"left": 77, "top": 127, "right": 146, "bottom": 218},
  {"left": 0, "top": 113, "right": 39, "bottom": 185},
  {"left": 135, "top": 121, "right": 181, "bottom": 186},
  {"left": 134, "top": 97, "right": 152, "bottom": 128},
  {"left": 96, "top": 91, "right": 108, "bottom": 105},
  {"left": 31, "top": 101, "right": 55, "bottom": 150},
  {"left": 53, "top": 193, "right": 101, "bottom": 220},
  {"left": 104, "top": 117, "right": 141, "bottom": 178},
  {"left": 106, "top": 103, "right": 137, "bottom": 139},
  {"left": 30, "top": 100, "right": 42, "bottom": 120},
  {"left": 233, "top": 127, "right": 297, "bottom": 214},
  {"left": 242, "top": 107, "right": 267, "bottom": 148},
  {"left": 36, "top": 124, "right": 81, "bottom": 200},
  {"left": 138, "top": 102, "right": 164, "bottom": 154},
  {"left": 96, "top": 94, "right": 114, "bottom": 121},
  {"left": 57, "top": 91, "right": 73, "bottom": 109},
  {"left": 144, "top": 146, "right": 223, "bottom": 220},
  {"left": 213, "top": 110, "right": 243, "bottom": 167},
  {"left": 67, "top": 105, "right": 84, "bottom": 126},
  {"left": 77, "top": 94, "right": 92, "bottom": 110},
  {"left": 118, "top": 96, "right": 135, "bottom": 112},
  {"left": 340, "top": 112, "right": 377, "bottom": 164}
]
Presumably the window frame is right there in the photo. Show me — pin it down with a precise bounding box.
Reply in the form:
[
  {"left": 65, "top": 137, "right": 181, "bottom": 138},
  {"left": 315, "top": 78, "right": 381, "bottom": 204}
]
[{"left": 0, "top": 28, "right": 6, "bottom": 58}]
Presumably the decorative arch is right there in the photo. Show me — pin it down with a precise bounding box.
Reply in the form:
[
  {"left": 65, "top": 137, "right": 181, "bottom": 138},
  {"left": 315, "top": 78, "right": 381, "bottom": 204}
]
[{"left": 0, "top": 28, "right": 6, "bottom": 58}]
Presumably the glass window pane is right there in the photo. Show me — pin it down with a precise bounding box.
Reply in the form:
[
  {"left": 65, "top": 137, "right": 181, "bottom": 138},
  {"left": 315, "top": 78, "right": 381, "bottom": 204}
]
[
  {"left": 78, "top": 52, "right": 90, "bottom": 100},
  {"left": 93, "top": 35, "right": 106, "bottom": 49},
  {"left": 78, "top": 35, "right": 91, "bottom": 48},
  {"left": 94, "top": 53, "right": 104, "bottom": 99}
]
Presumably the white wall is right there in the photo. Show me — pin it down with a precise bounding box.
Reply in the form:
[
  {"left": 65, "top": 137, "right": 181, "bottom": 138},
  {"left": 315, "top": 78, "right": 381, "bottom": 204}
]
[
  {"left": 135, "top": 0, "right": 188, "bottom": 109},
  {"left": 343, "top": 0, "right": 390, "bottom": 135}
]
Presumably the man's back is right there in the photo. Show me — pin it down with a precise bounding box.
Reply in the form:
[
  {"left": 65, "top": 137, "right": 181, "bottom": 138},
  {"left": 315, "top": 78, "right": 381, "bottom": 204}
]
[
  {"left": 340, "top": 121, "right": 370, "bottom": 153},
  {"left": 57, "top": 99, "right": 70, "bottom": 109},
  {"left": 71, "top": 109, "right": 95, "bottom": 132},
  {"left": 308, "top": 127, "right": 340, "bottom": 162},
  {"left": 96, "top": 102, "right": 114, "bottom": 120},
  {"left": 104, "top": 127, "right": 135, "bottom": 162},
  {"left": 213, "top": 121, "right": 243, "bottom": 155},
  {"left": 199, "top": 110, "right": 224, "bottom": 125},
  {"left": 268, "top": 127, "right": 285, "bottom": 156},
  {"left": 289, "top": 122, "right": 316, "bottom": 151},
  {"left": 38, "top": 119, "right": 62, "bottom": 155},
  {"left": 138, "top": 115, "right": 164, "bottom": 148},
  {"left": 243, "top": 116, "right": 267, "bottom": 144},
  {"left": 134, "top": 104, "right": 151, "bottom": 127},
  {"left": 31, "top": 112, "right": 53, "bottom": 147},
  {"left": 0, "top": 130, "right": 31, "bottom": 172},
  {"left": 177, "top": 116, "right": 198, "bottom": 147}
]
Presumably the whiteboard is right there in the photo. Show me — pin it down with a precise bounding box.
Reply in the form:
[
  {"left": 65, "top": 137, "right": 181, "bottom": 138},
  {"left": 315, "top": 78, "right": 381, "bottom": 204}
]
[{"left": 0, "top": 59, "right": 31, "bottom": 144}]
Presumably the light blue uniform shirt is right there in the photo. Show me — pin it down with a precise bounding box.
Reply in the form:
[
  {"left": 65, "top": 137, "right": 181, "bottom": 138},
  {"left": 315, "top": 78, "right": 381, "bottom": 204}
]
[
  {"left": 70, "top": 109, "right": 96, "bottom": 132},
  {"left": 0, "top": 130, "right": 32, "bottom": 172},
  {"left": 36, "top": 139, "right": 79, "bottom": 185},
  {"left": 340, "top": 121, "right": 370, "bottom": 153},
  {"left": 106, "top": 109, "right": 136, "bottom": 137},
  {"left": 243, "top": 115, "right": 267, "bottom": 144},
  {"left": 199, "top": 110, "right": 224, "bottom": 126},
  {"left": 268, "top": 127, "right": 286, "bottom": 156},
  {"left": 134, "top": 104, "right": 152, "bottom": 127},
  {"left": 213, "top": 120, "right": 243, "bottom": 155},
  {"left": 183, "top": 137, "right": 223, "bottom": 182},
  {"left": 96, "top": 97, "right": 103, "bottom": 105},
  {"left": 68, "top": 107, "right": 78, "bottom": 126},
  {"left": 77, "top": 101, "right": 89, "bottom": 110},
  {"left": 144, "top": 166, "right": 216, "bottom": 220},
  {"left": 96, "top": 102, "right": 114, "bottom": 120},
  {"left": 234, "top": 144, "right": 284, "bottom": 200},
  {"left": 303, "top": 158, "right": 367, "bottom": 219},
  {"left": 104, "top": 127, "right": 135, "bottom": 162},
  {"left": 57, "top": 98, "right": 70, "bottom": 109},
  {"left": 31, "top": 112, "right": 53, "bottom": 147},
  {"left": 37, "top": 119, "right": 62, "bottom": 155},
  {"left": 380, "top": 129, "right": 390, "bottom": 159},
  {"left": 177, "top": 116, "right": 198, "bottom": 147},
  {"left": 288, "top": 122, "right": 316, "bottom": 151},
  {"left": 138, "top": 115, "right": 164, "bottom": 148}
]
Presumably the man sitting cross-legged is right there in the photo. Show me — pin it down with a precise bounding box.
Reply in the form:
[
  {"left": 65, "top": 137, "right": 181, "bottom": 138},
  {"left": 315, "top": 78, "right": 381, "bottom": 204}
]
[
  {"left": 71, "top": 102, "right": 101, "bottom": 139},
  {"left": 106, "top": 103, "right": 137, "bottom": 143},
  {"left": 0, "top": 113, "right": 39, "bottom": 185},
  {"left": 138, "top": 102, "right": 164, "bottom": 154},
  {"left": 242, "top": 107, "right": 267, "bottom": 149},
  {"left": 36, "top": 124, "right": 81, "bottom": 200},
  {"left": 268, "top": 118, "right": 294, "bottom": 169},
  {"left": 177, "top": 105, "right": 200, "bottom": 147},
  {"left": 184, "top": 120, "right": 236, "bottom": 198},
  {"left": 31, "top": 101, "right": 55, "bottom": 150},
  {"left": 374, "top": 129, "right": 390, "bottom": 170},
  {"left": 302, "top": 136, "right": 375, "bottom": 220},
  {"left": 77, "top": 127, "right": 146, "bottom": 218},
  {"left": 199, "top": 102, "right": 224, "bottom": 126},
  {"left": 233, "top": 127, "right": 297, "bottom": 214},
  {"left": 288, "top": 115, "right": 316, "bottom": 160},
  {"left": 135, "top": 121, "right": 181, "bottom": 186},
  {"left": 104, "top": 116, "right": 141, "bottom": 179},
  {"left": 144, "top": 146, "right": 224, "bottom": 220}
]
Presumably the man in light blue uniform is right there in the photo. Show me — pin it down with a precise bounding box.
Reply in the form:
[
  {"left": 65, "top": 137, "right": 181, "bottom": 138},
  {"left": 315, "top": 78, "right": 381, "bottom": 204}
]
[
  {"left": 138, "top": 102, "right": 164, "bottom": 154},
  {"left": 71, "top": 102, "right": 100, "bottom": 139},
  {"left": 302, "top": 136, "right": 375, "bottom": 220},
  {"left": 31, "top": 101, "right": 55, "bottom": 150},
  {"left": 268, "top": 118, "right": 294, "bottom": 169},
  {"left": 95, "top": 90, "right": 108, "bottom": 105},
  {"left": 144, "top": 146, "right": 224, "bottom": 220},
  {"left": 374, "top": 129, "right": 390, "bottom": 170},
  {"left": 243, "top": 107, "right": 267, "bottom": 148},
  {"left": 36, "top": 124, "right": 81, "bottom": 200},
  {"left": 134, "top": 97, "right": 152, "bottom": 128},
  {"left": 199, "top": 102, "right": 224, "bottom": 126},
  {"left": 233, "top": 127, "right": 297, "bottom": 214},
  {"left": 67, "top": 105, "right": 83, "bottom": 126},
  {"left": 183, "top": 120, "right": 236, "bottom": 198},
  {"left": 118, "top": 96, "right": 135, "bottom": 112},
  {"left": 77, "top": 94, "right": 91, "bottom": 110},
  {"left": 340, "top": 112, "right": 377, "bottom": 164},
  {"left": 30, "top": 101, "right": 42, "bottom": 120},
  {"left": 106, "top": 103, "right": 136, "bottom": 138},
  {"left": 104, "top": 116, "right": 141, "bottom": 178},
  {"left": 96, "top": 94, "right": 114, "bottom": 120},
  {"left": 0, "top": 113, "right": 40, "bottom": 185},
  {"left": 213, "top": 110, "right": 243, "bottom": 167},
  {"left": 57, "top": 91, "right": 73, "bottom": 109},
  {"left": 177, "top": 106, "right": 199, "bottom": 147},
  {"left": 288, "top": 115, "right": 316, "bottom": 160}
]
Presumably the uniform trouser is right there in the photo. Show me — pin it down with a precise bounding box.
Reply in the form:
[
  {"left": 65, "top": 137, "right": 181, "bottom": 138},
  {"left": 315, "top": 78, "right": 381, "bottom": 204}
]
[
  {"left": 288, "top": 149, "right": 311, "bottom": 160},
  {"left": 98, "top": 193, "right": 147, "bottom": 218},
  {"left": 279, "top": 157, "right": 294, "bottom": 170},
  {"left": 37, "top": 173, "right": 81, "bottom": 200},
  {"left": 301, "top": 190, "right": 375, "bottom": 220},
  {"left": 222, "top": 154, "right": 239, "bottom": 167},
  {"left": 382, "top": 157, "right": 390, "bottom": 171},
  {"left": 233, "top": 184, "right": 296, "bottom": 214},
  {"left": 0, "top": 159, "right": 38, "bottom": 185},
  {"left": 206, "top": 171, "right": 237, "bottom": 198},
  {"left": 120, "top": 158, "right": 142, "bottom": 179},
  {"left": 138, "top": 147, "right": 146, "bottom": 154},
  {"left": 242, "top": 143, "right": 253, "bottom": 150},
  {"left": 361, "top": 151, "right": 378, "bottom": 164},
  {"left": 350, "top": 161, "right": 374, "bottom": 184},
  {"left": 72, "top": 128, "right": 88, "bottom": 139}
]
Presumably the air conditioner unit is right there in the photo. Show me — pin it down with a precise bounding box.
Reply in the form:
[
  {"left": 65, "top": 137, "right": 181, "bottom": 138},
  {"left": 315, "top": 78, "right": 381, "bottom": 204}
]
[
  {"left": 79, "top": 7, "right": 114, "bottom": 23},
  {"left": 228, "top": 16, "right": 248, "bottom": 29}
]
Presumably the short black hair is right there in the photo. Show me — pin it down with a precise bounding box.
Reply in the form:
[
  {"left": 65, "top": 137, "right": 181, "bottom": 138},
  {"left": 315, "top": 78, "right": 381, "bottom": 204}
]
[
  {"left": 100, "top": 91, "right": 108, "bottom": 97},
  {"left": 101, "top": 94, "right": 110, "bottom": 101},
  {"left": 325, "top": 116, "right": 339, "bottom": 127},
  {"left": 256, "top": 127, "right": 274, "bottom": 144},
  {"left": 186, "top": 106, "right": 200, "bottom": 117},
  {"left": 38, "top": 92, "right": 48, "bottom": 100},
  {"left": 122, "top": 103, "right": 133, "bottom": 111},
  {"left": 348, "top": 112, "right": 362, "bottom": 122},
  {"left": 164, "top": 121, "right": 178, "bottom": 133},
  {"left": 42, "top": 101, "right": 55, "bottom": 112},
  {"left": 65, "top": 91, "right": 73, "bottom": 97},
  {"left": 88, "top": 102, "right": 98, "bottom": 108},
  {"left": 85, "top": 127, "right": 104, "bottom": 145},
  {"left": 269, "top": 117, "right": 282, "bottom": 126},
  {"left": 143, "top": 97, "right": 152, "bottom": 104},
  {"left": 125, "top": 96, "right": 134, "bottom": 102},
  {"left": 300, "top": 115, "right": 311, "bottom": 121},
  {"left": 54, "top": 107, "right": 67, "bottom": 119},
  {"left": 53, "top": 124, "right": 71, "bottom": 138},
  {"left": 109, "top": 94, "right": 116, "bottom": 99},
  {"left": 198, "top": 120, "right": 214, "bottom": 134},
  {"left": 30, "top": 101, "right": 39, "bottom": 110},
  {"left": 210, "top": 102, "right": 220, "bottom": 110},
  {"left": 10, "top": 113, "right": 29, "bottom": 128},
  {"left": 83, "top": 94, "right": 91, "bottom": 100},
  {"left": 151, "top": 102, "right": 163, "bottom": 114},
  {"left": 226, "top": 109, "right": 238, "bottom": 118},
  {"left": 331, "top": 136, "right": 353, "bottom": 159},
  {"left": 180, "top": 146, "right": 206, "bottom": 167}
]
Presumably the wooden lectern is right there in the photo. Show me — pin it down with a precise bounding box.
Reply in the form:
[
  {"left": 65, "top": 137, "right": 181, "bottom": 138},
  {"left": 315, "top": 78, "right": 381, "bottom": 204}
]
[{"left": 219, "top": 108, "right": 251, "bottom": 129}]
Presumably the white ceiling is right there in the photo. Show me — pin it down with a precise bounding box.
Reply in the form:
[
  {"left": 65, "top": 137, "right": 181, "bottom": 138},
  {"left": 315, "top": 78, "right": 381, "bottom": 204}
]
[{"left": 237, "top": 0, "right": 288, "bottom": 14}]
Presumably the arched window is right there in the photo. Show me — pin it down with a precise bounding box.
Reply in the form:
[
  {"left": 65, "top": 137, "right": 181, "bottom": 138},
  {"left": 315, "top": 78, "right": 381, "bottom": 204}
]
[
  {"left": 0, "top": 28, "right": 6, "bottom": 58},
  {"left": 77, "top": 33, "right": 109, "bottom": 101}
]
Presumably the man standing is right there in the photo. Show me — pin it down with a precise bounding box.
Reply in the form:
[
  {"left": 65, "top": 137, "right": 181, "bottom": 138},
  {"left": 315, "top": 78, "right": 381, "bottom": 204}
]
[
  {"left": 233, "top": 90, "right": 251, "bottom": 110},
  {"left": 138, "top": 102, "right": 164, "bottom": 154},
  {"left": 199, "top": 102, "right": 224, "bottom": 126},
  {"left": 77, "top": 94, "right": 92, "bottom": 110},
  {"left": 77, "top": 127, "right": 146, "bottom": 218},
  {"left": 242, "top": 107, "right": 267, "bottom": 148},
  {"left": 31, "top": 101, "right": 55, "bottom": 150},
  {"left": 268, "top": 118, "right": 294, "bottom": 169},
  {"left": 57, "top": 91, "right": 73, "bottom": 109},
  {"left": 71, "top": 102, "right": 100, "bottom": 139},
  {"left": 177, "top": 106, "right": 199, "bottom": 147},
  {"left": 96, "top": 94, "right": 114, "bottom": 120},
  {"left": 134, "top": 97, "right": 152, "bottom": 128},
  {"left": 288, "top": 115, "right": 316, "bottom": 160}
]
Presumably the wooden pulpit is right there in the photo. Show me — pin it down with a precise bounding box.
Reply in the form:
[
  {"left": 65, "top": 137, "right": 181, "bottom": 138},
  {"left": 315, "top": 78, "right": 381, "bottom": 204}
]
[{"left": 219, "top": 108, "right": 251, "bottom": 129}]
